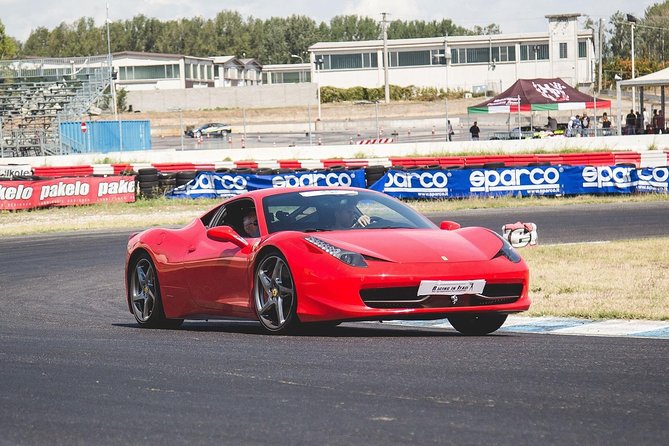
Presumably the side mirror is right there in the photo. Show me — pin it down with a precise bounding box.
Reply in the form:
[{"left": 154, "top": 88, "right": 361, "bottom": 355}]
[
  {"left": 206, "top": 225, "right": 250, "bottom": 249},
  {"left": 439, "top": 220, "right": 461, "bottom": 231}
]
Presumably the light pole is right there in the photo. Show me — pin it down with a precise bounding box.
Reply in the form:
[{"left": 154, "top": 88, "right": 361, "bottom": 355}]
[
  {"left": 290, "top": 54, "right": 304, "bottom": 83},
  {"left": 381, "top": 12, "right": 390, "bottom": 103},
  {"left": 434, "top": 40, "right": 451, "bottom": 141},
  {"left": 627, "top": 14, "right": 638, "bottom": 112},
  {"left": 314, "top": 56, "right": 323, "bottom": 121}
]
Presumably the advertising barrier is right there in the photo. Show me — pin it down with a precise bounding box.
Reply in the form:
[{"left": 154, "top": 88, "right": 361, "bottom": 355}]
[
  {"left": 167, "top": 169, "right": 367, "bottom": 199},
  {"left": 0, "top": 164, "right": 32, "bottom": 178},
  {"left": 0, "top": 176, "right": 136, "bottom": 210},
  {"left": 369, "top": 165, "right": 669, "bottom": 198}
]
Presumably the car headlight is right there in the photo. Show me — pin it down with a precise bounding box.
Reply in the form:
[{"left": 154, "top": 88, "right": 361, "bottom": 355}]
[
  {"left": 305, "top": 236, "right": 367, "bottom": 267},
  {"left": 493, "top": 233, "right": 522, "bottom": 263}
]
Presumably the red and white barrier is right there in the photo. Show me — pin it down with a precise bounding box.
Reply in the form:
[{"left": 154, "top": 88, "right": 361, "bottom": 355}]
[
  {"left": 356, "top": 138, "right": 394, "bottom": 145},
  {"left": 3, "top": 151, "right": 668, "bottom": 180}
]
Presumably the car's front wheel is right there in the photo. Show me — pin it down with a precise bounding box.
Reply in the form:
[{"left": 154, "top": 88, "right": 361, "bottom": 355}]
[
  {"left": 254, "top": 251, "right": 299, "bottom": 334},
  {"left": 447, "top": 313, "right": 507, "bottom": 336},
  {"left": 129, "top": 253, "right": 183, "bottom": 329}
]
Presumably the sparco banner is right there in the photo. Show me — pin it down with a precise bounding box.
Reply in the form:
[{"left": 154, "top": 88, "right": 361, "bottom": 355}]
[
  {"left": 167, "top": 169, "right": 367, "bottom": 198},
  {"left": 0, "top": 176, "right": 136, "bottom": 210},
  {"left": 369, "top": 166, "right": 669, "bottom": 198}
]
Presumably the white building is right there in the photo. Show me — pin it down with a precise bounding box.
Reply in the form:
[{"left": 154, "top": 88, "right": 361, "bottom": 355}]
[
  {"left": 113, "top": 52, "right": 262, "bottom": 91},
  {"left": 262, "top": 63, "right": 312, "bottom": 85},
  {"left": 308, "top": 13, "right": 595, "bottom": 94}
]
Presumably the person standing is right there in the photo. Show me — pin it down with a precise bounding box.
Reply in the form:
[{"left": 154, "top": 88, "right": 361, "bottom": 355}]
[
  {"left": 469, "top": 121, "right": 480, "bottom": 140},
  {"left": 447, "top": 120, "right": 454, "bottom": 141},
  {"left": 601, "top": 112, "right": 611, "bottom": 136},
  {"left": 581, "top": 113, "right": 590, "bottom": 136},
  {"left": 625, "top": 109, "right": 637, "bottom": 135}
]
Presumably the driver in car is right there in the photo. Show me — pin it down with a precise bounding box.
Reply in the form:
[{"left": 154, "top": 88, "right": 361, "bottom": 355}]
[{"left": 334, "top": 201, "right": 371, "bottom": 229}]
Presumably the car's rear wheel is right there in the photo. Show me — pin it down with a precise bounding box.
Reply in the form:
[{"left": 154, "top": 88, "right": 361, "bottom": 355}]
[
  {"left": 447, "top": 314, "right": 507, "bottom": 336},
  {"left": 129, "top": 253, "right": 183, "bottom": 329},
  {"left": 254, "top": 251, "right": 299, "bottom": 334}
]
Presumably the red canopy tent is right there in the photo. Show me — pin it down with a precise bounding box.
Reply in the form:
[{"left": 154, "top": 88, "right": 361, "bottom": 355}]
[{"left": 468, "top": 78, "right": 610, "bottom": 114}]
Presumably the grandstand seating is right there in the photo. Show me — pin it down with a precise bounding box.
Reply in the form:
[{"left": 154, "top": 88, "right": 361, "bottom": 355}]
[{"left": 0, "top": 56, "right": 111, "bottom": 157}]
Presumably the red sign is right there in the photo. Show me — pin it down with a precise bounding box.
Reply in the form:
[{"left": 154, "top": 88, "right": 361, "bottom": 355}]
[
  {"left": 0, "top": 176, "right": 136, "bottom": 210},
  {"left": 81, "top": 122, "right": 87, "bottom": 133}
]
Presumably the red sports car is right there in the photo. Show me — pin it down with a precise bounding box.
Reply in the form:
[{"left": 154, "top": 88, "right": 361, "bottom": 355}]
[{"left": 125, "top": 187, "right": 530, "bottom": 335}]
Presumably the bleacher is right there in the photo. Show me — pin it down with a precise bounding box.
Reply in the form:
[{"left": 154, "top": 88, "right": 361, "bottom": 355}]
[{"left": 0, "top": 56, "right": 111, "bottom": 157}]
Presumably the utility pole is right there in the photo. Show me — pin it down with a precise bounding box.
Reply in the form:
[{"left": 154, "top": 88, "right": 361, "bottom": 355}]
[
  {"left": 381, "top": 12, "right": 390, "bottom": 104},
  {"left": 598, "top": 18, "right": 603, "bottom": 93},
  {"left": 627, "top": 14, "right": 638, "bottom": 112}
]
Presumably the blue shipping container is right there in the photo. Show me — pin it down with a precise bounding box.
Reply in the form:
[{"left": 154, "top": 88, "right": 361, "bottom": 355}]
[{"left": 60, "top": 120, "right": 152, "bottom": 153}]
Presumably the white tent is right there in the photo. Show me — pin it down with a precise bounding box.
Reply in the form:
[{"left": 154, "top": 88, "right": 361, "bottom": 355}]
[{"left": 616, "top": 68, "right": 669, "bottom": 134}]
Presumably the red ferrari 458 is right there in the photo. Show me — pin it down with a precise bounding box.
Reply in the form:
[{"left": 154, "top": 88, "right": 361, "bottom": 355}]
[{"left": 125, "top": 187, "right": 530, "bottom": 335}]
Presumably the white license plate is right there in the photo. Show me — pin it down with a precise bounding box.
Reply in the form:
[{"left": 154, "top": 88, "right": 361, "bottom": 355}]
[{"left": 417, "top": 280, "right": 486, "bottom": 296}]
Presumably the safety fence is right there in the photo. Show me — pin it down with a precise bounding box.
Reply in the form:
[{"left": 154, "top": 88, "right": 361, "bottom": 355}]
[{"left": 2, "top": 151, "right": 668, "bottom": 210}]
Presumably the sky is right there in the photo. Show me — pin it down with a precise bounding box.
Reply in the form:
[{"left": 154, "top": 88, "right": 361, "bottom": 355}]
[{"left": 0, "top": 0, "right": 660, "bottom": 42}]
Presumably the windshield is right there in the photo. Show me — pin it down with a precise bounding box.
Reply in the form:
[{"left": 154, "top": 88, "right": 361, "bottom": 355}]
[{"left": 262, "top": 189, "right": 435, "bottom": 234}]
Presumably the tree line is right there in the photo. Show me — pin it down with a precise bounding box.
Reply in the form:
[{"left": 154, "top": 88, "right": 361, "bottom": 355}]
[
  {"left": 1, "top": 12, "right": 482, "bottom": 64},
  {"left": 0, "top": 3, "right": 668, "bottom": 86}
]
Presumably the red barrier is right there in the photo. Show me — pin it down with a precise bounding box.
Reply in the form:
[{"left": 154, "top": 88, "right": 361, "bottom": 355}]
[{"left": 0, "top": 176, "right": 136, "bottom": 210}]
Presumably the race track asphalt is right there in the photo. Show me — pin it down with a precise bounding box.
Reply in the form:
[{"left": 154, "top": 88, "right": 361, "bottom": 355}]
[{"left": 0, "top": 202, "right": 667, "bottom": 445}]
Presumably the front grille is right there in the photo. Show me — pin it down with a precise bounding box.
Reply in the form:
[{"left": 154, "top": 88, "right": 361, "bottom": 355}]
[{"left": 360, "top": 283, "right": 523, "bottom": 309}]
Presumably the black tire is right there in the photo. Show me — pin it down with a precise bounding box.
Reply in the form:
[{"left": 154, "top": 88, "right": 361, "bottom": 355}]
[
  {"left": 253, "top": 251, "right": 299, "bottom": 334},
  {"left": 176, "top": 171, "right": 197, "bottom": 180},
  {"left": 138, "top": 168, "right": 158, "bottom": 176},
  {"left": 447, "top": 314, "right": 508, "bottom": 336},
  {"left": 128, "top": 253, "right": 183, "bottom": 329},
  {"left": 137, "top": 174, "right": 159, "bottom": 183},
  {"left": 138, "top": 180, "right": 159, "bottom": 188}
]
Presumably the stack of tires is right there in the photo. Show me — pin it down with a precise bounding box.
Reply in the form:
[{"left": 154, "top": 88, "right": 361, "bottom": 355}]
[
  {"left": 158, "top": 172, "right": 176, "bottom": 194},
  {"left": 136, "top": 168, "right": 160, "bottom": 199},
  {"left": 175, "top": 171, "right": 197, "bottom": 188},
  {"left": 365, "top": 165, "right": 387, "bottom": 187}
]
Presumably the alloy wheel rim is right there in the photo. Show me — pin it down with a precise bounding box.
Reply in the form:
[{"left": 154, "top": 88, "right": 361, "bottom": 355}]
[
  {"left": 131, "top": 258, "right": 156, "bottom": 322},
  {"left": 255, "top": 255, "right": 295, "bottom": 331}
]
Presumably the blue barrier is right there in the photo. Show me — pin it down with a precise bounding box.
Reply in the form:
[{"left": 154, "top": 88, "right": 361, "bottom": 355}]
[
  {"left": 167, "top": 169, "right": 367, "bottom": 199},
  {"left": 167, "top": 166, "right": 669, "bottom": 199},
  {"left": 60, "top": 120, "right": 151, "bottom": 153}
]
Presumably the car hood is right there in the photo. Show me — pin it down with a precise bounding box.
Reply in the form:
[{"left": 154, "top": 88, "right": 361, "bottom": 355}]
[{"left": 313, "top": 228, "right": 502, "bottom": 263}]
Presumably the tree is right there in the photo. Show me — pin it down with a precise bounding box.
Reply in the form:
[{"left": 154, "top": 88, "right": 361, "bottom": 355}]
[
  {"left": 329, "top": 15, "right": 380, "bottom": 41},
  {"left": 0, "top": 19, "right": 19, "bottom": 59}
]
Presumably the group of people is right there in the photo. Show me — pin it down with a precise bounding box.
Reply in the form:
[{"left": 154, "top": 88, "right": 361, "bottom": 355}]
[
  {"left": 565, "top": 113, "right": 593, "bottom": 137},
  {"left": 625, "top": 108, "right": 665, "bottom": 135}
]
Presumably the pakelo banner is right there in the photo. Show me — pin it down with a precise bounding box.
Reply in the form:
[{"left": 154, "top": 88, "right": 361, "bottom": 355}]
[
  {"left": 167, "top": 169, "right": 367, "bottom": 199},
  {"left": 370, "top": 166, "right": 669, "bottom": 198},
  {"left": 0, "top": 176, "right": 136, "bottom": 210},
  {"left": 0, "top": 164, "right": 32, "bottom": 177}
]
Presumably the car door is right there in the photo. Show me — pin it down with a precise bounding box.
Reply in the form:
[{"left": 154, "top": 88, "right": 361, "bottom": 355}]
[{"left": 184, "top": 198, "right": 257, "bottom": 317}]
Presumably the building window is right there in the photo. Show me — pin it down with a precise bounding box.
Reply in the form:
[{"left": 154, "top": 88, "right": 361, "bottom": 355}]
[
  {"left": 450, "top": 48, "right": 459, "bottom": 64},
  {"left": 118, "top": 64, "right": 180, "bottom": 81},
  {"left": 330, "top": 54, "right": 362, "bottom": 70},
  {"left": 449, "top": 46, "right": 516, "bottom": 65},
  {"left": 465, "top": 47, "right": 491, "bottom": 64},
  {"left": 520, "top": 44, "right": 549, "bottom": 61},
  {"left": 389, "top": 50, "right": 431, "bottom": 67},
  {"left": 431, "top": 49, "right": 448, "bottom": 65},
  {"left": 320, "top": 53, "right": 378, "bottom": 70},
  {"left": 491, "top": 46, "right": 516, "bottom": 62},
  {"left": 578, "top": 41, "right": 587, "bottom": 58},
  {"left": 559, "top": 43, "right": 568, "bottom": 59}
]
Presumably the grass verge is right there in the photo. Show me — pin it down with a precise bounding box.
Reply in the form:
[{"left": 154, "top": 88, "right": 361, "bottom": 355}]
[{"left": 522, "top": 237, "right": 669, "bottom": 321}]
